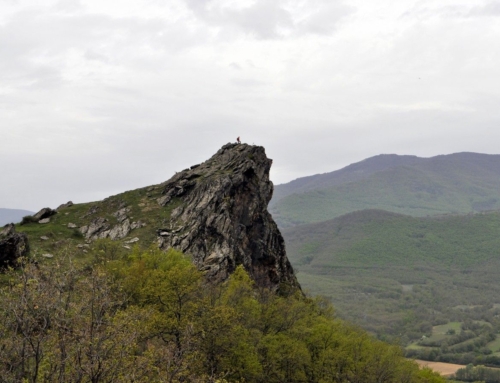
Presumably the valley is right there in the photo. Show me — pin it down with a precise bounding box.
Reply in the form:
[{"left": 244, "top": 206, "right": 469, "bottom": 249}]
[{"left": 273, "top": 153, "right": 500, "bottom": 371}]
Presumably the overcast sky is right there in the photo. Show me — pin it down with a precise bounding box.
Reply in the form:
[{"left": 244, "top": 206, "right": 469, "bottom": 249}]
[{"left": 1, "top": 0, "right": 500, "bottom": 211}]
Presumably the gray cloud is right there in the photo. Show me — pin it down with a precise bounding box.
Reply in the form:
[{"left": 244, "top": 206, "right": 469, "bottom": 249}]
[
  {"left": 0, "top": 0, "right": 499, "bottom": 211},
  {"left": 184, "top": 0, "right": 354, "bottom": 39},
  {"left": 401, "top": 1, "right": 500, "bottom": 19},
  {"left": 470, "top": 1, "right": 500, "bottom": 16}
]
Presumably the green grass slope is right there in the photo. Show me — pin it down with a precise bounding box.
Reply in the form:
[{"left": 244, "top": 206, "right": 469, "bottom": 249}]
[
  {"left": 271, "top": 152, "right": 500, "bottom": 227},
  {"left": 282, "top": 209, "right": 500, "bottom": 340},
  {"left": 14, "top": 182, "right": 178, "bottom": 258}
]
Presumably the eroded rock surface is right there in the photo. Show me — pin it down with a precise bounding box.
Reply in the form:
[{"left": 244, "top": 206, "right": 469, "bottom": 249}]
[
  {"left": 0, "top": 224, "right": 29, "bottom": 267},
  {"left": 157, "top": 143, "right": 300, "bottom": 291},
  {"left": 33, "top": 207, "right": 57, "bottom": 221},
  {"left": 79, "top": 209, "right": 146, "bottom": 241}
]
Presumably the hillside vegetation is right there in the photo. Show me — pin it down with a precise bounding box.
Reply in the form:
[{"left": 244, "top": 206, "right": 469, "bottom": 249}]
[
  {"left": 271, "top": 152, "right": 500, "bottom": 227},
  {"left": 0, "top": 244, "right": 444, "bottom": 383},
  {"left": 283, "top": 209, "right": 500, "bottom": 366}
]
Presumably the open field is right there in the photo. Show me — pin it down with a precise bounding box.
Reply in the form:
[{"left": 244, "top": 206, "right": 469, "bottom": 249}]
[
  {"left": 414, "top": 360, "right": 465, "bottom": 377},
  {"left": 487, "top": 337, "right": 500, "bottom": 353}
]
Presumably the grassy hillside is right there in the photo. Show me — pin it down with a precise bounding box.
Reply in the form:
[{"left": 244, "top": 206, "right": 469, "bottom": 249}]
[
  {"left": 14, "top": 182, "right": 176, "bottom": 257},
  {"left": 271, "top": 152, "right": 500, "bottom": 227},
  {"left": 283, "top": 209, "right": 500, "bottom": 354}
]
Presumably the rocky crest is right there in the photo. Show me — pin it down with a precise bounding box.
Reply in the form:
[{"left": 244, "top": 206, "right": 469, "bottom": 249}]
[
  {"left": 0, "top": 224, "right": 29, "bottom": 267},
  {"left": 157, "top": 143, "right": 300, "bottom": 291}
]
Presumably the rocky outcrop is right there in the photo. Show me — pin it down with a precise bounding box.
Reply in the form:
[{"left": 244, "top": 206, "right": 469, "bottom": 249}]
[
  {"left": 157, "top": 143, "right": 300, "bottom": 291},
  {"left": 79, "top": 210, "right": 146, "bottom": 241},
  {"left": 0, "top": 224, "right": 29, "bottom": 267},
  {"left": 57, "top": 201, "right": 74, "bottom": 210},
  {"left": 33, "top": 207, "right": 57, "bottom": 221}
]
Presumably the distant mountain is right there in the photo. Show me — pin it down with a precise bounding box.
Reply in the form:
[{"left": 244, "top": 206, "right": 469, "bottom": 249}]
[
  {"left": 271, "top": 152, "right": 500, "bottom": 227},
  {"left": 282, "top": 208, "right": 500, "bottom": 335},
  {"left": 271, "top": 154, "right": 423, "bottom": 204},
  {"left": 0, "top": 208, "right": 34, "bottom": 226}
]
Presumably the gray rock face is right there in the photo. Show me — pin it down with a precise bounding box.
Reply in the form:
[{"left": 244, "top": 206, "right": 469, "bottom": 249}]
[
  {"left": 157, "top": 143, "right": 300, "bottom": 291},
  {"left": 0, "top": 224, "right": 30, "bottom": 267},
  {"left": 33, "top": 207, "right": 57, "bottom": 221},
  {"left": 56, "top": 201, "right": 74, "bottom": 210},
  {"left": 80, "top": 212, "right": 144, "bottom": 241}
]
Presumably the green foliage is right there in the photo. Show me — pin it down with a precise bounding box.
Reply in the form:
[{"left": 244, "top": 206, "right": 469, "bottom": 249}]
[
  {"left": 271, "top": 153, "right": 500, "bottom": 227},
  {"left": 19, "top": 215, "right": 37, "bottom": 225},
  {"left": 282, "top": 209, "right": 500, "bottom": 367},
  {"left": 0, "top": 248, "right": 445, "bottom": 383},
  {"left": 454, "top": 364, "right": 500, "bottom": 382}
]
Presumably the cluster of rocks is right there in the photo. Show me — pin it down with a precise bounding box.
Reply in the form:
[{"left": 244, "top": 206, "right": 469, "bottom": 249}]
[
  {"left": 33, "top": 207, "right": 57, "bottom": 224},
  {"left": 79, "top": 207, "right": 146, "bottom": 241},
  {"left": 156, "top": 143, "right": 300, "bottom": 291},
  {"left": 0, "top": 224, "right": 29, "bottom": 267}
]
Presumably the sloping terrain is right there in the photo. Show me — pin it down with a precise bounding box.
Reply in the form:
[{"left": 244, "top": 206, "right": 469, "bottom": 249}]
[
  {"left": 271, "top": 152, "right": 500, "bottom": 227},
  {"left": 271, "top": 154, "right": 423, "bottom": 204},
  {"left": 282, "top": 209, "right": 500, "bottom": 357},
  {"left": 14, "top": 143, "right": 299, "bottom": 291}
]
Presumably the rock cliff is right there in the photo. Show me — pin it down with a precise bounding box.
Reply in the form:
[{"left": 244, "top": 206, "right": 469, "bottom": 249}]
[{"left": 157, "top": 143, "right": 300, "bottom": 291}]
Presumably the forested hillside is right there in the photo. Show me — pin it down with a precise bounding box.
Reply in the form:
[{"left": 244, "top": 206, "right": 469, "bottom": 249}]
[
  {"left": 271, "top": 152, "right": 500, "bottom": 227},
  {"left": 0, "top": 244, "right": 444, "bottom": 383},
  {"left": 283, "top": 209, "right": 500, "bottom": 366}
]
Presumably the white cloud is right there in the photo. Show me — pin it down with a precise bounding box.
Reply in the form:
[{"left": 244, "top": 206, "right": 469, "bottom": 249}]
[{"left": 0, "top": 0, "right": 499, "bottom": 210}]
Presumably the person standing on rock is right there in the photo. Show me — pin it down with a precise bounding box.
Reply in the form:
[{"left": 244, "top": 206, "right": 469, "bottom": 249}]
[{"left": 237, "top": 136, "right": 241, "bottom": 144}]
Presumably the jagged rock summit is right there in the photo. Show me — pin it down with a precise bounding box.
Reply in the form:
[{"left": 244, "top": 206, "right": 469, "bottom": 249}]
[
  {"left": 157, "top": 143, "right": 300, "bottom": 291},
  {"left": 16, "top": 143, "right": 300, "bottom": 292}
]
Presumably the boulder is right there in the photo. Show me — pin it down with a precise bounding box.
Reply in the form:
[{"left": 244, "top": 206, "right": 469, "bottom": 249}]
[
  {"left": 0, "top": 224, "right": 30, "bottom": 267},
  {"left": 80, "top": 217, "right": 110, "bottom": 240},
  {"left": 56, "top": 201, "right": 74, "bottom": 210},
  {"left": 109, "top": 219, "right": 131, "bottom": 240},
  {"left": 33, "top": 207, "right": 57, "bottom": 221}
]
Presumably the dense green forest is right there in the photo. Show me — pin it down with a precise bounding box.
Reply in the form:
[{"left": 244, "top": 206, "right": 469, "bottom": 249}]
[
  {"left": 283, "top": 209, "right": 500, "bottom": 366},
  {"left": 453, "top": 363, "right": 500, "bottom": 382},
  {"left": 0, "top": 241, "right": 445, "bottom": 382}
]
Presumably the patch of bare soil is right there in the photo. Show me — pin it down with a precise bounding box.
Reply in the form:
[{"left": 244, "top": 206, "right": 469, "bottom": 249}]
[{"left": 414, "top": 359, "right": 465, "bottom": 377}]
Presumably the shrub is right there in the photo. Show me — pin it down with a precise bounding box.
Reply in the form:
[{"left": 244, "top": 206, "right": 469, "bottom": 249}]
[{"left": 19, "top": 215, "right": 37, "bottom": 225}]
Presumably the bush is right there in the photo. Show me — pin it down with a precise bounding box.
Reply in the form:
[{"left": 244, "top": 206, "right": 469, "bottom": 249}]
[{"left": 19, "top": 215, "right": 37, "bottom": 225}]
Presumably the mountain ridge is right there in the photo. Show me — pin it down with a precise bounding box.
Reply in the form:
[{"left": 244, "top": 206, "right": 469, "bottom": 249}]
[
  {"left": 0, "top": 208, "right": 34, "bottom": 226},
  {"left": 271, "top": 152, "right": 500, "bottom": 227}
]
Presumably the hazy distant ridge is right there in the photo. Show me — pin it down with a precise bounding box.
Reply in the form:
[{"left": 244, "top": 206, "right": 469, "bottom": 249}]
[
  {"left": 271, "top": 154, "right": 423, "bottom": 203},
  {"left": 271, "top": 152, "right": 500, "bottom": 227},
  {"left": 0, "top": 208, "right": 34, "bottom": 226}
]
